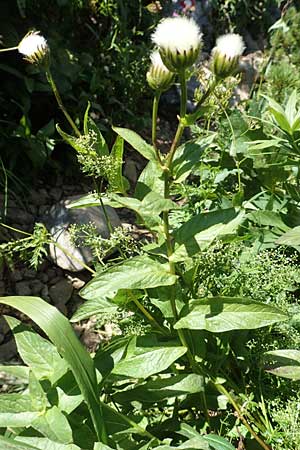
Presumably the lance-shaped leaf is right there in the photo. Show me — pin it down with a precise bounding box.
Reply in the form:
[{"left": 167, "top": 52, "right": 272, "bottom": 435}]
[
  {"left": 0, "top": 296, "right": 106, "bottom": 443},
  {"left": 72, "top": 255, "right": 177, "bottom": 321},
  {"left": 0, "top": 393, "right": 43, "bottom": 427},
  {"left": 113, "top": 126, "right": 157, "bottom": 162},
  {"left": 112, "top": 346, "right": 187, "bottom": 379},
  {"left": 174, "top": 297, "right": 288, "bottom": 333},
  {"left": 262, "top": 349, "right": 300, "bottom": 380}
]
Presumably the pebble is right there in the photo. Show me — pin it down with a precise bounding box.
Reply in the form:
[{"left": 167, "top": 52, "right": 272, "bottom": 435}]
[
  {"left": 37, "top": 272, "right": 48, "bottom": 283},
  {"left": 0, "top": 339, "right": 17, "bottom": 362},
  {"left": 7, "top": 208, "right": 34, "bottom": 225},
  {"left": 40, "top": 285, "right": 49, "bottom": 299},
  {"left": 15, "top": 281, "right": 31, "bottom": 296},
  {"left": 49, "top": 278, "right": 73, "bottom": 306},
  {"left": 0, "top": 281, "right": 5, "bottom": 296},
  {"left": 49, "top": 187, "right": 63, "bottom": 202},
  {"left": 11, "top": 270, "right": 23, "bottom": 282},
  {"left": 23, "top": 268, "right": 36, "bottom": 280},
  {"left": 30, "top": 280, "right": 45, "bottom": 296}
]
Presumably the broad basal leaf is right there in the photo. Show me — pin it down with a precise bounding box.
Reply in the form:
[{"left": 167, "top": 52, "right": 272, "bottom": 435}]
[
  {"left": 0, "top": 393, "right": 43, "bottom": 427},
  {"left": 113, "top": 374, "right": 204, "bottom": 403},
  {"left": 5, "top": 316, "right": 68, "bottom": 383},
  {"left": 276, "top": 226, "right": 300, "bottom": 247},
  {"left": 262, "top": 349, "right": 300, "bottom": 380},
  {"left": 0, "top": 296, "right": 106, "bottom": 443},
  {"left": 72, "top": 256, "right": 177, "bottom": 322},
  {"left": 174, "top": 297, "right": 288, "bottom": 332},
  {"left": 32, "top": 406, "right": 73, "bottom": 444},
  {"left": 112, "top": 346, "right": 187, "bottom": 379}
]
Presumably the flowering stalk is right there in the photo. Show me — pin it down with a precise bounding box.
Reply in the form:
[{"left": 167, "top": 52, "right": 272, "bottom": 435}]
[
  {"left": 152, "top": 91, "right": 163, "bottom": 164},
  {"left": 46, "top": 69, "right": 81, "bottom": 138}
]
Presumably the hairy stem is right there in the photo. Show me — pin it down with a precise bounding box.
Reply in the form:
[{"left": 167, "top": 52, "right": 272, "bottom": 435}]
[
  {"left": 46, "top": 69, "right": 81, "bottom": 137},
  {"left": 152, "top": 91, "right": 163, "bottom": 165}
]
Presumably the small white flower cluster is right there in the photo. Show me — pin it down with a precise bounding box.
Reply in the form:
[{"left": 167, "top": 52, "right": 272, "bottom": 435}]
[{"left": 18, "top": 31, "right": 49, "bottom": 64}]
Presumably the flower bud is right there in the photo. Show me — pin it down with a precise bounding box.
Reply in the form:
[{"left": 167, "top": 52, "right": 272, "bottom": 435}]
[
  {"left": 211, "top": 33, "right": 245, "bottom": 80},
  {"left": 146, "top": 50, "right": 175, "bottom": 92},
  {"left": 151, "top": 16, "right": 202, "bottom": 73},
  {"left": 18, "top": 31, "right": 49, "bottom": 64}
]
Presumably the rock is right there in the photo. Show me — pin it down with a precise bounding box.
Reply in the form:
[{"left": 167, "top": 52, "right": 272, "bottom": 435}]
[
  {"left": 37, "top": 272, "right": 48, "bottom": 283},
  {"left": 6, "top": 208, "right": 34, "bottom": 225},
  {"left": 49, "top": 187, "right": 63, "bottom": 202},
  {"left": 15, "top": 281, "right": 31, "bottom": 296},
  {"left": 0, "top": 317, "right": 10, "bottom": 336},
  {"left": 67, "top": 275, "right": 86, "bottom": 290},
  {"left": 45, "top": 196, "right": 121, "bottom": 272},
  {"left": 23, "top": 268, "right": 36, "bottom": 280},
  {"left": 49, "top": 278, "right": 73, "bottom": 307},
  {"left": 10, "top": 269, "right": 23, "bottom": 284},
  {"left": 0, "top": 281, "right": 5, "bottom": 296},
  {"left": 30, "top": 280, "right": 45, "bottom": 296},
  {"left": 40, "top": 285, "right": 49, "bottom": 300},
  {"left": 0, "top": 339, "right": 17, "bottom": 362}
]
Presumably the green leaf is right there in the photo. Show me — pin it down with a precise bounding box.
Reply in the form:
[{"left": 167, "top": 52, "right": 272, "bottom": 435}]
[
  {"left": 29, "top": 371, "right": 48, "bottom": 411},
  {"left": 110, "top": 136, "right": 128, "bottom": 194},
  {"left": 263, "top": 95, "right": 291, "bottom": 134},
  {"left": 112, "top": 346, "right": 187, "bottom": 378},
  {"left": 5, "top": 316, "right": 68, "bottom": 383},
  {"left": 0, "top": 365, "right": 29, "bottom": 382},
  {"left": 0, "top": 436, "right": 40, "bottom": 450},
  {"left": 113, "top": 374, "right": 204, "bottom": 403},
  {"left": 73, "top": 256, "right": 177, "bottom": 321},
  {"left": 135, "top": 159, "right": 164, "bottom": 200},
  {"left": 247, "top": 211, "right": 289, "bottom": 230},
  {"left": 113, "top": 126, "right": 157, "bottom": 162},
  {"left": 203, "top": 435, "right": 235, "bottom": 450},
  {"left": 85, "top": 117, "right": 109, "bottom": 156},
  {"left": 262, "top": 349, "right": 300, "bottom": 380},
  {"left": 56, "top": 125, "right": 84, "bottom": 153},
  {"left": 32, "top": 406, "right": 73, "bottom": 444},
  {"left": 0, "top": 296, "right": 106, "bottom": 442},
  {"left": 110, "top": 191, "right": 176, "bottom": 227},
  {"left": 172, "top": 135, "right": 214, "bottom": 183},
  {"left": 93, "top": 444, "right": 115, "bottom": 450},
  {"left": 83, "top": 101, "right": 91, "bottom": 135},
  {"left": 13, "top": 437, "right": 80, "bottom": 450},
  {"left": 276, "top": 226, "right": 300, "bottom": 247},
  {"left": 0, "top": 393, "right": 42, "bottom": 427},
  {"left": 174, "top": 297, "right": 288, "bottom": 332},
  {"left": 285, "top": 90, "right": 298, "bottom": 125},
  {"left": 173, "top": 209, "right": 245, "bottom": 261}
]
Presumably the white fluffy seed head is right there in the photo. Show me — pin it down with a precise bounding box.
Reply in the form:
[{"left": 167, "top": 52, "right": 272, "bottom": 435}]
[
  {"left": 18, "top": 31, "right": 49, "bottom": 63},
  {"left": 214, "top": 33, "right": 245, "bottom": 59},
  {"left": 152, "top": 16, "right": 202, "bottom": 54},
  {"left": 151, "top": 16, "right": 202, "bottom": 72}
]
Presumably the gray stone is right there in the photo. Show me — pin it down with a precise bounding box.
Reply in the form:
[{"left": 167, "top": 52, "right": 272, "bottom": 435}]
[
  {"left": 49, "top": 278, "right": 73, "bottom": 306},
  {"left": 0, "top": 281, "right": 5, "bottom": 296},
  {"left": 49, "top": 187, "right": 63, "bottom": 202},
  {"left": 45, "top": 196, "right": 121, "bottom": 272},
  {"left": 40, "top": 285, "right": 49, "bottom": 299},
  {"left": 7, "top": 208, "right": 34, "bottom": 225},
  {"left": 0, "top": 339, "right": 17, "bottom": 362},
  {"left": 15, "top": 281, "right": 31, "bottom": 296},
  {"left": 0, "top": 317, "right": 10, "bottom": 336},
  {"left": 23, "top": 268, "right": 36, "bottom": 280},
  {"left": 30, "top": 280, "right": 45, "bottom": 296}
]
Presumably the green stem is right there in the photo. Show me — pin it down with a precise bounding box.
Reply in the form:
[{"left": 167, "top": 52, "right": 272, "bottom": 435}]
[
  {"left": 152, "top": 91, "right": 163, "bottom": 165},
  {"left": 46, "top": 69, "right": 81, "bottom": 137},
  {"left": 53, "top": 241, "right": 96, "bottom": 275},
  {"left": 215, "top": 384, "right": 271, "bottom": 450},
  {"left": 132, "top": 297, "right": 167, "bottom": 335}
]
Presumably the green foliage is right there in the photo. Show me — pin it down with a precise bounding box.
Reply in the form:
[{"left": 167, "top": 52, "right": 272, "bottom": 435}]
[{"left": 0, "top": 223, "right": 50, "bottom": 269}]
